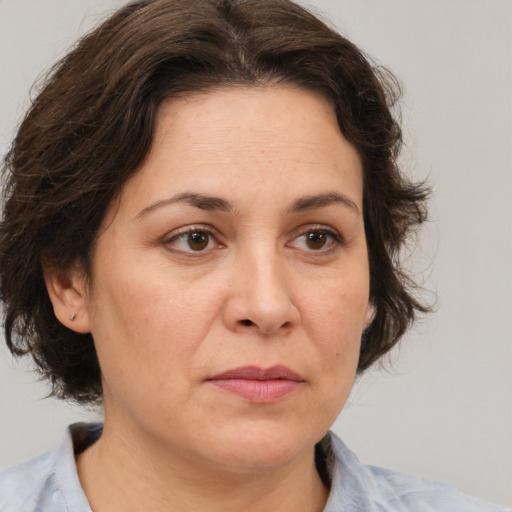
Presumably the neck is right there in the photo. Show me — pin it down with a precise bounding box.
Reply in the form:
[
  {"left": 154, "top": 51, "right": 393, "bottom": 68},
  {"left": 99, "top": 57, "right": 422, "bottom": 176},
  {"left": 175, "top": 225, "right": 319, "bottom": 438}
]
[{"left": 76, "top": 421, "right": 329, "bottom": 512}]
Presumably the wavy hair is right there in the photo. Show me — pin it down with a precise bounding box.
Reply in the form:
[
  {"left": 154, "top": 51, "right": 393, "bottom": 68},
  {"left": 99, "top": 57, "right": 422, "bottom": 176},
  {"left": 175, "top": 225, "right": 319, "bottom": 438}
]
[{"left": 0, "top": 0, "right": 429, "bottom": 403}]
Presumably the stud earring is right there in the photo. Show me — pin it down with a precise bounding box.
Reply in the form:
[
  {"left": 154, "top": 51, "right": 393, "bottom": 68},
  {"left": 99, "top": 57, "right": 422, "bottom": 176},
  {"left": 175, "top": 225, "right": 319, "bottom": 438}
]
[{"left": 69, "top": 314, "right": 77, "bottom": 321}]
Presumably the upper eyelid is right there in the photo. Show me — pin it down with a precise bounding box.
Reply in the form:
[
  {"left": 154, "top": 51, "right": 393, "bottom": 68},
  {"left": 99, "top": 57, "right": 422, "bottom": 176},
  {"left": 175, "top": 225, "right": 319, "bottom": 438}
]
[
  {"left": 163, "top": 224, "right": 219, "bottom": 242},
  {"left": 157, "top": 226, "right": 223, "bottom": 258},
  {"left": 160, "top": 223, "right": 344, "bottom": 247},
  {"left": 291, "top": 224, "right": 343, "bottom": 239},
  {"left": 159, "top": 225, "right": 222, "bottom": 254},
  {"left": 287, "top": 225, "right": 345, "bottom": 251},
  {"left": 162, "top": 223, "right": 342, "bottom": 236}
]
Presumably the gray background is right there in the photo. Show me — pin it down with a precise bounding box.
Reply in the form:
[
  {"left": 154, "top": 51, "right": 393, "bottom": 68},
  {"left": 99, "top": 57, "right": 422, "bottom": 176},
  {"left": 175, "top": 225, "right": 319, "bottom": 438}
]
[{"left": 1, "top": 0, "right": 511, "bottom": 506}]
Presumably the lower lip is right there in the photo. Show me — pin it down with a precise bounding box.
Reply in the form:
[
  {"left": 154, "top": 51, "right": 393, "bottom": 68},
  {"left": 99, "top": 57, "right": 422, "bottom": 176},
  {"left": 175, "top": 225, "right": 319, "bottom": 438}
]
[{"left": 208, "top": 379, "right": 302, "bottom": 403}]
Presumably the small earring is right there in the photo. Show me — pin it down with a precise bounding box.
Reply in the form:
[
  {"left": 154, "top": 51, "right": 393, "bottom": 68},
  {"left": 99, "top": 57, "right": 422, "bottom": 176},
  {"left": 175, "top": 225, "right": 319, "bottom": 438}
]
[{"left": 69, "top": 314, "right": 77, "bottom": 321}]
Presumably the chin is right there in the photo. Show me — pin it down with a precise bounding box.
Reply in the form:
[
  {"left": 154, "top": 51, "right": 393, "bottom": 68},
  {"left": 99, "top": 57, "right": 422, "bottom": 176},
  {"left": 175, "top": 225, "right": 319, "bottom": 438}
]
[{"left": 198, "top": 422, "right": 321, "bottom": 473}]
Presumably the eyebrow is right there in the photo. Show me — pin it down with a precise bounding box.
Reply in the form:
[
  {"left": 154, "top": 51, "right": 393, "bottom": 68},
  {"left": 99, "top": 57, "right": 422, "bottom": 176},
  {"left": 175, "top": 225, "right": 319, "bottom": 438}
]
[
  {"left": 290, "top": 192, "right": 359, "bottom": 215},
  {"left": 136, "top": 190, "right": 359, "bottom": 218},
  {"left": 136, "top": 192, "right": 233, "bottom": 218}
]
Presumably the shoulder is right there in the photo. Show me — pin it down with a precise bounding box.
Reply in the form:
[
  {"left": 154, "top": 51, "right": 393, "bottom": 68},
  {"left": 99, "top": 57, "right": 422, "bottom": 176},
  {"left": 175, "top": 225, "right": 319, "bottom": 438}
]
[
  {"left": 366, "top": 464, "right": 509, "bottom": 512},
  {"left": 324, "top": 432, "right": 510, "bottom": 512},
  {"left": 0, "top": 450, "right": 65, "bottom": 512},
  {"left": 0, "top": 423, "right": 99, "bottom": 512}
]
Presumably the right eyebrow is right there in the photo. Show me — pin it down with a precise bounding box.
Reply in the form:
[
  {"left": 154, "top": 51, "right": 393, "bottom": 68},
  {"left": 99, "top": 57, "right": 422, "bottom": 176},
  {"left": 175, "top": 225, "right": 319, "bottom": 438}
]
[{"left": 136, "top": 192, "right": 233, "bottom": 219}]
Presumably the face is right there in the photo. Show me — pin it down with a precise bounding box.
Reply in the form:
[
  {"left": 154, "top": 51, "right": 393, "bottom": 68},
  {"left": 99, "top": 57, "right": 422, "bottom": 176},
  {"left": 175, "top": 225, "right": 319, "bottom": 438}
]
[{"left": 75, "top": 86, "right": 372, "bottom": 472}]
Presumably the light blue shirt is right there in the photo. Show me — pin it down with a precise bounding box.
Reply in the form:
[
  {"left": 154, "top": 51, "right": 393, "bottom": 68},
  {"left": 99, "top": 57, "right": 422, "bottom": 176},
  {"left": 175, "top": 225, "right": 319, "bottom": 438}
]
[{"left": 0, "top": 423, "right": 509, "bottom": 511}]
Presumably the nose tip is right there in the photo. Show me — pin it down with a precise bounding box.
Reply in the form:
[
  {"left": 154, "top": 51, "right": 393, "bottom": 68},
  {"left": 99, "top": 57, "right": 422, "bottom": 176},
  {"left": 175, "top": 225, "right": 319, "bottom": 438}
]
[{"left": 223, "top": 257, "right": 300, "bottom": 336}]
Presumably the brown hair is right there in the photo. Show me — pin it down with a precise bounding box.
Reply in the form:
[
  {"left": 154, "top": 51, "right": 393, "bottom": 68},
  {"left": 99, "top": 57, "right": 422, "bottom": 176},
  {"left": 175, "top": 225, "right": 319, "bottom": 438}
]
[{"left": 0, "top": 0, "right": 429, "bottom": 403}]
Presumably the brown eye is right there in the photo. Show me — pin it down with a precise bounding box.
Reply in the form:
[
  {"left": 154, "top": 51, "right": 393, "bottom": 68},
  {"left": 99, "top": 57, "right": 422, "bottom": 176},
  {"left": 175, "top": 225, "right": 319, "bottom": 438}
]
[
  {"left": 305, "top": 232, "right": 327, "bottom": 250},
  {"left": 187, "top": 231, "right": 210, "bottom": 251},
  {"left": 289, "top": 228, "right": 342, "bottom": 253},
  {"left": 164, "top": 228, "right": 218, "bottom": 254}
]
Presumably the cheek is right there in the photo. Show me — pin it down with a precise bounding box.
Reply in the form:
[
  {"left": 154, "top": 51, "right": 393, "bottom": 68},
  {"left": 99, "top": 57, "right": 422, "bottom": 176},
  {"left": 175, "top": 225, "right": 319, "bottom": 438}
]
[
  {"left": 300, "top": 278, "right": 367, "bottom": 383},
  {"left": 302, "top": 274, "right": 369, "bottom": 340},
  {"left": 295, "top": 285, "right": 364, "bottom": 431},
  {"left": 87, "top": 263, "right": 225, "bottom": 389}
]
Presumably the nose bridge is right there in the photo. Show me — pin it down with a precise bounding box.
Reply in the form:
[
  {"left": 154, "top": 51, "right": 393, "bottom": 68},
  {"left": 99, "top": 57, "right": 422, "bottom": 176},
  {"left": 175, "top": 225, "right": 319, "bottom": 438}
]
[
  {"left": 226, "top": 237, "right": 298, "bottom": 334},
  {"left": 244, "top": 242, "right": 287, "bottom": 304}
]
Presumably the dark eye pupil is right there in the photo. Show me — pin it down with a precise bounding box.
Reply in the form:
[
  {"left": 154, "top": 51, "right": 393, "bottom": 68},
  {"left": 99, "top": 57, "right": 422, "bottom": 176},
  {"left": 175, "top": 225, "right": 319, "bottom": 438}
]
[
  {"left": 306, "top": 232, "right": 327, "bottom": 250},
  {"left": 187, "top": 231, "right": 209, "bottom": 250}
]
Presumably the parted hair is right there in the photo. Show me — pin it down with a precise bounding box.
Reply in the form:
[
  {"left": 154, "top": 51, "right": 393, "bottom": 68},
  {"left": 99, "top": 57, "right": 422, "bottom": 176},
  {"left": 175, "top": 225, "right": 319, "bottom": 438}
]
[{"left": 0, "top": 0, "right": 429, "bottom": 403}]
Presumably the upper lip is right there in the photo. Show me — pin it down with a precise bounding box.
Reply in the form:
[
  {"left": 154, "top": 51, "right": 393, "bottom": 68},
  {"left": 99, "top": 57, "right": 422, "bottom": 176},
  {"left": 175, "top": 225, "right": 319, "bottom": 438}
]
[{"left": 208, "top": 365, "right": 304, "bottom": 382}]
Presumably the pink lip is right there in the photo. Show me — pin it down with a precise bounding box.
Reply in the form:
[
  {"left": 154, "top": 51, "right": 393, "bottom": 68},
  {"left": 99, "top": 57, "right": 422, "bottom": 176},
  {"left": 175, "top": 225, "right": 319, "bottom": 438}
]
[{"left": 207, "top": 365, "right": 304, "bottom": 403}]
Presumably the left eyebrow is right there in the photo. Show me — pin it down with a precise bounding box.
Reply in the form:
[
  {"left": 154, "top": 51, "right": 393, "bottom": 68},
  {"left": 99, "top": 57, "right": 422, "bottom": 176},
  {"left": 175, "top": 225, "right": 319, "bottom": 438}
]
[{"left": 290, "top": 192, "right": 360, "bottom": 215}]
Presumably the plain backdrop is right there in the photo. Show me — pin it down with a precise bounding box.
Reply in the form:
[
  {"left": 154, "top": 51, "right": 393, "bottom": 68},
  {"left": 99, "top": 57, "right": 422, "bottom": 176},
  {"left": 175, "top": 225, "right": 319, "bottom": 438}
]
[{"left": 0, "top": 0, "right": 511, "bottom": 507}]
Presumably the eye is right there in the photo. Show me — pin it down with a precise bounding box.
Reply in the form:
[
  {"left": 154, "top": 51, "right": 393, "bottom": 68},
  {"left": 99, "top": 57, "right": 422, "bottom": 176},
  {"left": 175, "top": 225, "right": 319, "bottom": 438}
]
[
  {"left": 163, "top": 226, "right": 220, "bottom": 253},
  {"left": 289, "top": 227, "right": 343, "bottom": 252}
]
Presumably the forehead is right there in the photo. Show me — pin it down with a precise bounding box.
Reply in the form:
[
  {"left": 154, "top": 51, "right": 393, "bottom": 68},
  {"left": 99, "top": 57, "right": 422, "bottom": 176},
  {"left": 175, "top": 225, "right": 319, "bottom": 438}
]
[
  {"left": 115, "top": 85, "right": 363, "bottom": 216},
  {"left": 155, "top": 86, "right": 347, "bottom": 156}
]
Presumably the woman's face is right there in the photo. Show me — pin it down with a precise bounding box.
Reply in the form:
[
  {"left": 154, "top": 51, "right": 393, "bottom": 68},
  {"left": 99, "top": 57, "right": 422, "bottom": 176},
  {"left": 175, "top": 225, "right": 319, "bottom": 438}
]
[{"left": 77, "top": 86, "right": 372, "bottom": 472}]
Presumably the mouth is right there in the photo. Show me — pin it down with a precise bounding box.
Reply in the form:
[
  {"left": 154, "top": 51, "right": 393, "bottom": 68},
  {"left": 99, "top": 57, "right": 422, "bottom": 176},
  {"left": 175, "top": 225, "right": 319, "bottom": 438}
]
[{"left": 206, "top": 365, "right": 304, "bottom": 403}]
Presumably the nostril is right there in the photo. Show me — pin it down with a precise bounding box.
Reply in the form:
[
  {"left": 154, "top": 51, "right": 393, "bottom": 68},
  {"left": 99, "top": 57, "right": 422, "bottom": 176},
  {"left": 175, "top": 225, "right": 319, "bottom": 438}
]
[{"left": 240, "top": 319, "right": 254, "bottom": 327}]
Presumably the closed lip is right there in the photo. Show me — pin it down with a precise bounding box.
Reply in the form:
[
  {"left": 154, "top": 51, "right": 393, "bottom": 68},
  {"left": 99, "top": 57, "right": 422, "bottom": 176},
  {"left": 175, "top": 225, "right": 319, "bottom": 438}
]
[
  {"left": 207, "top": 365, "right": 304, "bottom": 403},
  {"left": 208, "top": 365, "right": 304, "bottom": 382}
]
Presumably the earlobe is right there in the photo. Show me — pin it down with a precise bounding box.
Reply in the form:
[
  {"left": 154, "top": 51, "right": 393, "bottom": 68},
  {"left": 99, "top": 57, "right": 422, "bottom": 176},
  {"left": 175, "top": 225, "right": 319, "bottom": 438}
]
[
  {"left": 364, "top": 302, "right": 376, "bottom": 330},
  {"left": 42, "top": 261, "right": 91, "bottom": 334}
]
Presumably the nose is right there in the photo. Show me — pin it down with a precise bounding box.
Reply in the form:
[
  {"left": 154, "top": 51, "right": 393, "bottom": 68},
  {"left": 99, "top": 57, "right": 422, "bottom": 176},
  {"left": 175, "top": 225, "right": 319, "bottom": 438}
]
[{"left": 223, "top": 248, "right": 300, "bottom": 336}]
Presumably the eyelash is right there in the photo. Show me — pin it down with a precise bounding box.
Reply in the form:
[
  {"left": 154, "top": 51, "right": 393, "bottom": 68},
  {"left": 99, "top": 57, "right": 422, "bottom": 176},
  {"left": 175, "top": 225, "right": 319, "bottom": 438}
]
[
  {"left": 288, "top": 225, "right": 345, "bottom": 253},
  {"left": 161, "top": 224, "right": 344, "bottom": 255},
  {"left": 161, "top": 224, "right": 222, "bottom": 255}
]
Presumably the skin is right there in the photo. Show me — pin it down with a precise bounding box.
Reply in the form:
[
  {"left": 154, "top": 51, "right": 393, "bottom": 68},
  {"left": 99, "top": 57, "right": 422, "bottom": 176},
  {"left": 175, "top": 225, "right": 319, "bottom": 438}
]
[{"left": 46, "top": 86, "right": 373, "bottom": 512}]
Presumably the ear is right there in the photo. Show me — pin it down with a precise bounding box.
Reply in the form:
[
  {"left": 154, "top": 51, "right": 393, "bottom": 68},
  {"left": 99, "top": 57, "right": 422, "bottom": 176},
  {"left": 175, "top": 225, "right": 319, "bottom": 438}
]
[
  {"left": 364, "top": 301, "right": 376, "bottom": 330},
  {"left": 42, "top": 261, "right": 91, "bottom": 334}
]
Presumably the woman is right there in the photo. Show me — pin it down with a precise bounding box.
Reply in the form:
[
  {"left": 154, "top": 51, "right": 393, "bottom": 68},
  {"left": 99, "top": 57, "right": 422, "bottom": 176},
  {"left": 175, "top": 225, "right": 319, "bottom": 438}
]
[{"left": 0, "top": 0, "right": 509, "bottom": 511}]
